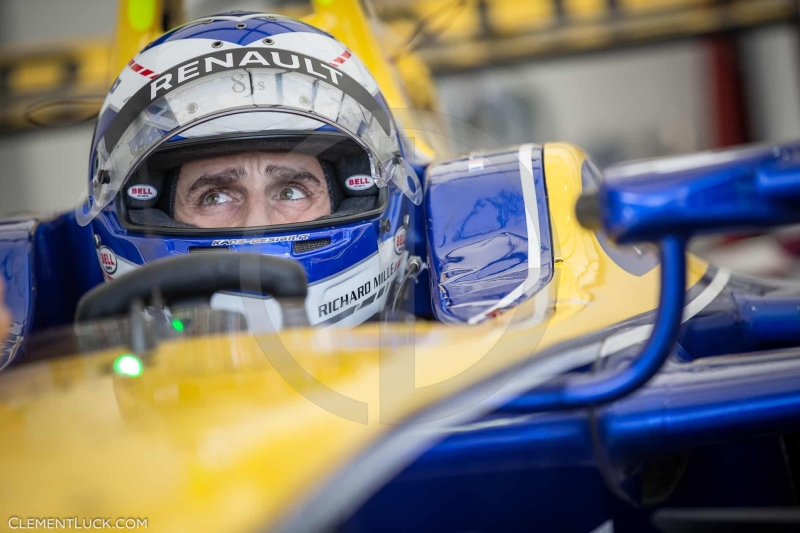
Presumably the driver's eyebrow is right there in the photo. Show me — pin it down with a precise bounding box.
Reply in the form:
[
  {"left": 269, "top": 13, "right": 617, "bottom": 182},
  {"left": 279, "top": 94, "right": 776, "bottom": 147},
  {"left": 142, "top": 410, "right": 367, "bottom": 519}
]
[
  {"left": 264, "top": 164, "right": 323, "bottom": 186},
  {"left": 185, "top": 166, "right": 246, "bottom": 196}
]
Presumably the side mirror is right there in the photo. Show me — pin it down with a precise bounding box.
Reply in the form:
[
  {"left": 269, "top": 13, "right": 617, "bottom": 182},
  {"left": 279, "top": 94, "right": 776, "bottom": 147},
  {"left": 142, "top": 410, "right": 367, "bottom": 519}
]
[
  {"left": 507, "top": 142, "right": 800, "bottom": 413},
  {"left": 579, "top": 144, "right": 800, "bottom": 244}
]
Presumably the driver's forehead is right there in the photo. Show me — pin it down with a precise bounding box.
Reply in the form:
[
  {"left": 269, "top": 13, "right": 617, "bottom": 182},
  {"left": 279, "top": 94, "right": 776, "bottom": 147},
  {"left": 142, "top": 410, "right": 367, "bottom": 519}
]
[{"left": 178, "top": 151, "right": 323, "bottom": 180}]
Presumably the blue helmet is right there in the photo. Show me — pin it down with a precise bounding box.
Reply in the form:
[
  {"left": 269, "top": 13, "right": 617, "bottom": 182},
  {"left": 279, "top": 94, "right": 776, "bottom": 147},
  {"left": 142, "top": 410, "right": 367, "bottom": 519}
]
[{"left": 79, "top": 12, "right": 423, "bottom": 329}]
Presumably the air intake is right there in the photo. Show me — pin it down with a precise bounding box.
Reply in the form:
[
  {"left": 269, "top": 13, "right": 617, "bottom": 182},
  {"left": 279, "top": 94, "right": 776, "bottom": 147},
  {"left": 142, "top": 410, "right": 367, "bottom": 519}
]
[
  {"left": 189, "top": 246, "right": 228, "bottom": 253},
  {"left": 293, "top": 238, "right": 331, "bottom": 254}
]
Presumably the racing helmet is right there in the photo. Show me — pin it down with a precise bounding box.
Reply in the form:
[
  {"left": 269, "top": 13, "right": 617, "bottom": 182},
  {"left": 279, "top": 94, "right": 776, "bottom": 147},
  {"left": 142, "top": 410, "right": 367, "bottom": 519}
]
[{"left": 78, "top": 12, "right": 423, "bottom": 329}]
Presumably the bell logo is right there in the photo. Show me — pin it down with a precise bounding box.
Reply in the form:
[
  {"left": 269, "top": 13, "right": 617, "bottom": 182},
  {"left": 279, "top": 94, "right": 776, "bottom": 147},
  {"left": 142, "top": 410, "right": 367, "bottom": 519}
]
[
  {"left": 345, "top": 174, "right": 374, "bottom": 191},
  {"left": 98, "top": 246, "right": 118, "bottom": 275},
  {"left": 127, "top": 184, "right": 158, "bottom": 200},
  {"left": 394, "top": 227, "right": 406, "bottom": 255}
]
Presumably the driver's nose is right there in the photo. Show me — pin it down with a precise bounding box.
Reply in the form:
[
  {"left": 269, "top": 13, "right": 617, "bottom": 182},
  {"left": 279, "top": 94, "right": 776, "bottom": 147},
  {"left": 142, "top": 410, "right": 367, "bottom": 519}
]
[{"left": 242, "top": 198, "right": 272, "bottom": 227}]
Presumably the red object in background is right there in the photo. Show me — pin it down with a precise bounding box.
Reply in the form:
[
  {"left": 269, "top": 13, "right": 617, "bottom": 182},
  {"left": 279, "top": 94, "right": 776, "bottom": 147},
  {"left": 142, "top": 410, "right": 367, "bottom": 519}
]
[
  {"left": 708, "top": 35, "right": 748, "bottom": 147},
  {"left": 778, "top": 232, "right": 800, "bottom": 256}
]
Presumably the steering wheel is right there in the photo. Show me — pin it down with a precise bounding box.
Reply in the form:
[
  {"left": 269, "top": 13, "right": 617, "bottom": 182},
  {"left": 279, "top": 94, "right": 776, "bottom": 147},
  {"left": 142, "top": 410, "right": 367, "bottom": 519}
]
[{"left": 75, "top": 252, "right": 308, "bottom": 326}]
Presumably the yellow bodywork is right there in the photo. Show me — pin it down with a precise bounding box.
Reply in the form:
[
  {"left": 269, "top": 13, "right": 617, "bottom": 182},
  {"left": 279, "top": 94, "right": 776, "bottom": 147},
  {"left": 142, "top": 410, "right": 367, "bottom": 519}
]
[{"left": 0, "top": 1, "right": 709, "bottom": 531}]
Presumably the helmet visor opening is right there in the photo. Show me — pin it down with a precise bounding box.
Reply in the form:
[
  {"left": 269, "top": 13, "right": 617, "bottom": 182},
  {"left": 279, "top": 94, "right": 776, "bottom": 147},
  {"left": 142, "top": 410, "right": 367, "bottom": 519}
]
[{"left": 121, "top": 130, "right": 385, "bottom": 232}]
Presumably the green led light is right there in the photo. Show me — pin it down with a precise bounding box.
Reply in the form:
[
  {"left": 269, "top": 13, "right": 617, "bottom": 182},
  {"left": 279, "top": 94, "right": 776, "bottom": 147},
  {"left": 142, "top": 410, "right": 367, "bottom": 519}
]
[
  {"left": 113, "top": 354, "right": 144, "bottom": 377},
  {"left": 316, "top": 0, "right": 335, "bottom": 5},
  {"left": 171, "top": 319, "right": 185, "bottom": 332}
]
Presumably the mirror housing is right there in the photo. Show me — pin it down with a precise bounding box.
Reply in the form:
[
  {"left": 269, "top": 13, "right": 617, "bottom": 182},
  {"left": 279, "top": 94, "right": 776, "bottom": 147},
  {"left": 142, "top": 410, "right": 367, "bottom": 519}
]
[{"left": 582, "top": 143, "right": 800, "bottom": 244}]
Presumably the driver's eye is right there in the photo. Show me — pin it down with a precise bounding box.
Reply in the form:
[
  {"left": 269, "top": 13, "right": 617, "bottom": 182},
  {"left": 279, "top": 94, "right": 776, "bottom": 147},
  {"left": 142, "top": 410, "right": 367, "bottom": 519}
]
[
  {"left": 279, "top": 186, "right": 307, "bottom": 201},
  {"left": 202, "top": 191, "right": 233, "bottom": 206}
]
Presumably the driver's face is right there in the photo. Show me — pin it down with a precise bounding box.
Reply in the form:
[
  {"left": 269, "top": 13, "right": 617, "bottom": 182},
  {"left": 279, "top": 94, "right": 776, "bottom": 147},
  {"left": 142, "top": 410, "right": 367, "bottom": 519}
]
[{"left": 174, "top": 151, "right": 331, "bottom": 228}]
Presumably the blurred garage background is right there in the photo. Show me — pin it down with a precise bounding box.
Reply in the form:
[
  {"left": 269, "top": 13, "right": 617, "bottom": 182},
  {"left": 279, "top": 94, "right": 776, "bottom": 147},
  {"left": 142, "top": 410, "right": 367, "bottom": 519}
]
[{"left": 1, "top": 0, "right": 799, "bottom": 276}]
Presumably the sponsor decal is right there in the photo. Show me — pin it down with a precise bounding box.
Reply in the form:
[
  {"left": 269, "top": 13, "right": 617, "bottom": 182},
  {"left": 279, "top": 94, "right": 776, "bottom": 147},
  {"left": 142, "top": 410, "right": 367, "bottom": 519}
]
[
  {"left": 318, "top": 259, "right": 401, "bottom": 318},
  {"left": 211, "top": 234, "right": 310, "bottom": 246},
  {"left": 104, "top": 47, "right": 392, "bottom": 152},
  {"left": 468, "top": 151, "right": 485, "bottom": 171},
  {"left": 468, "top": 159, "right": 484, "bottom": 171},
  {"left": 394, "top": 227, "right": 406, "bottom": 255},
  {"left": 98, "top": 246, "right": 117, "bottom": 274},
  {"left": 148, "top": 49, "right": 343, "bottom": 100},
  {"left": 127, "top": 184, "right": 158, "bottom": 200},
  {"left": 345, "top": 174, "right": 374, "bottom": 191}
]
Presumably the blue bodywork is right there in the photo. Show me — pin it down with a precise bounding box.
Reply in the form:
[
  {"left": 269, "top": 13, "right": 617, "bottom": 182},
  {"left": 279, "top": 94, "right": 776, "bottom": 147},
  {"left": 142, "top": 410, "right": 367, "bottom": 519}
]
[
  {"left": 343, "top": 346, "right": 800, "bottom": 532},
  {"left": 8, "top": 139, "right": 800, "bottom": 532},
  {"left": 425, "top": 146, "right": 553, "bottom": 323},
  {"left": 0, "top": 217, "right": 36, "bottom": 370},
  {"left": 0, "top": 212, "right": 103, "bottom": 368}
]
